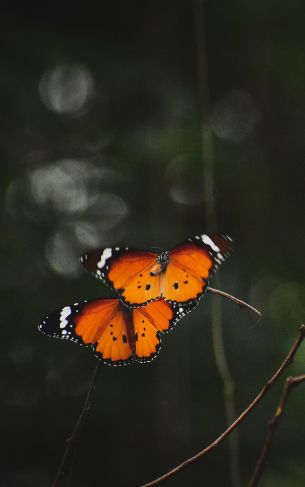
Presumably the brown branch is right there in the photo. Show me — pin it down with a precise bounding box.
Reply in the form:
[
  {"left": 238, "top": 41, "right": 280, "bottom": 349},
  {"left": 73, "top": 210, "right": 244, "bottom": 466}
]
[
  {"left": 51, "top": 361, "right": 101, "bottom": 487},
  {"left": 207, "top": 287, "right": 262, "bottom": 318},
  {"left": 248, "top": 373, "right": 305, "bottom": 487},
  {"left": 139, "top": 325, "right": 305, "bottom": 487}
]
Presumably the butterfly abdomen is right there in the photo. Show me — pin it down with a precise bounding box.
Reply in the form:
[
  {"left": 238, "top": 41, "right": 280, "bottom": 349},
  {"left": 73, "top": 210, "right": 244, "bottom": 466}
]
[{"left": 149, "top": 251, "right": 170, "bottom": 277}]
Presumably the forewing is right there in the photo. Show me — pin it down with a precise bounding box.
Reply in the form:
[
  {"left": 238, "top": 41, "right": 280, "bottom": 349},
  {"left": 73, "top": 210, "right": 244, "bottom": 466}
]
[
  {"left": 163, "top": 234, "right": 233, "bottom": 305},
  {"left": 80, "top": 248, "right": 161, "bottom": 306},
  {"left": 38, "top": 298, "right": 133, "bottom": 366}
]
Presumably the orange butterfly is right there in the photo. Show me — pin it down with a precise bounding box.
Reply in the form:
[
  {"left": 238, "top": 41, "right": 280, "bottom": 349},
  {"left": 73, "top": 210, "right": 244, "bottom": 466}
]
[
  {"left": 80, "top": 233, "right": 233, "bottom": 307},
  {"left": 38, "top": 298, "right": 196, "bottom": 366}
]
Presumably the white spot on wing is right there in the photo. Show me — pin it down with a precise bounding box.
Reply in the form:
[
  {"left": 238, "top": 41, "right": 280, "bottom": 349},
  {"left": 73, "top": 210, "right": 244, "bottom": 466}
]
[
  {"left": 200, "top": 234, "right": 220, "bottom": 253},
  {"left": 97, "top": 248, "right": 113, "bottom": 269},
  {"left": 60, "top": 306, "right": 71, "bottom": 328}
]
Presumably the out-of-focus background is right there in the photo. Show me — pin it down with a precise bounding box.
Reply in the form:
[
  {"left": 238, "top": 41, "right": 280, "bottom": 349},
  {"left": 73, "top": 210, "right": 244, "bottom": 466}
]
[{"left": 1, "top": 1, "right": 304, "bottom": 486}]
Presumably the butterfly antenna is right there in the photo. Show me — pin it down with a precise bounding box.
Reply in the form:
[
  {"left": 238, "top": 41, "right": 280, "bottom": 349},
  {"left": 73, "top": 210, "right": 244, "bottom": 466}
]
[{"left": 150, "top": 246, "right": 163, "bottom": 253}]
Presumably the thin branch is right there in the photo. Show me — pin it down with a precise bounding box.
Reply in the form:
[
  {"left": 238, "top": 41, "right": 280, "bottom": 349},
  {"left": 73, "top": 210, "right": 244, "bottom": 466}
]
[
  {"left": 207, "top": 287, "right": 262, "bottom": 317},
  {"left": 193, "top": 0, "right": 216, "bottom": 229},
  {"left": 139, "top": 325, "right": 305, "bottom": 487},
  {"left": 248, "top": 373, "right": 305, "bottom": 487},
  {"left": 51, "top": 361, "right": 101, "bottom": 487}
]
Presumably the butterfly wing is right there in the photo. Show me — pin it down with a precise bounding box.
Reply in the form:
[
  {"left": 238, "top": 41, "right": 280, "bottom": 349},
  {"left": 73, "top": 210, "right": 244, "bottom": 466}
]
[
  {"left": 162, "top": 233, "right": 233, "bottom": 305},
  {"left": 80, "top": 248, "right": 163, "bottom": 306},
  {"left": 132, "top": 299, "right": 197, "bottom": 363},
  {"left": 38, "top": 298, "right": 134, "bottom": 366}
]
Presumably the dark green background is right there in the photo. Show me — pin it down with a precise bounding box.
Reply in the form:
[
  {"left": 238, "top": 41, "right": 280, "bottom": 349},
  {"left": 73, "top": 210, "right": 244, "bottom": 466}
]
[{"left": 1, "top": 1, "right": 304, "bottom": 486}]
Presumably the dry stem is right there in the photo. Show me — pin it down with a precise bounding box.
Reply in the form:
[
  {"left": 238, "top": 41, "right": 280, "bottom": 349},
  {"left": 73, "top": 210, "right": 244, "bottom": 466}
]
[
  {"left": 207, "top": 287, "right": 261, "bottom": 317},
  {"left": 139, "top": 325, "right": 305, "bottom": 487},
  {"left": 248, "top": 373, "right": 305, "bottom": 487},
  {"left": 51, "top": 361, "right": 101, "bottom": 487}
]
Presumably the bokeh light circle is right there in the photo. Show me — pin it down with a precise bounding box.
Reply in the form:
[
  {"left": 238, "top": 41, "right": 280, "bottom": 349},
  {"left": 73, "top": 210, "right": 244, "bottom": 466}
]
[{"left": 39, "top": 64, "right": 95, "bottom": 115}]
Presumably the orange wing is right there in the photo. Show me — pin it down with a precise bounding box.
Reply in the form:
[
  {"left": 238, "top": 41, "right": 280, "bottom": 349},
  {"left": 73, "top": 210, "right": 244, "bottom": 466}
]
[
  {"left": 80, "top": 247, "right": 163, "bottom": 306},
  {"left": 38, "top": 299, "right": 133, "bottom": 366},
  {"left": 161, "top": 234, "right": 233, "bottom": 305},
  {"left": 132, "top": 299, "right": 196, "bottom": 363},
  {"left": 38, "top": 298, "right": 199, "bottom": 365}
]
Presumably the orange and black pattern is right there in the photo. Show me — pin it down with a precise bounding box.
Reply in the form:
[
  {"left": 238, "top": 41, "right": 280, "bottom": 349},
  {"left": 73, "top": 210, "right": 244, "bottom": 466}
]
[
  {"left": 80, "top": 233, "right": 233, "bottom": 307},
  {"left": 38, "top": 298, "right": 197, "bottom": 366}
]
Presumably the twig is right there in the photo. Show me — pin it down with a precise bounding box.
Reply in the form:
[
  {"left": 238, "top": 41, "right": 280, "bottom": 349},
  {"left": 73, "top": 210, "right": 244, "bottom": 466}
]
[
  {"left": 139, "top": 325, "right": 305, "bottom": 487},
  {"left": 207, "top": 287, "right": 262, "bottom": 317},
  {"left": 51, "top": 361, "right": 101, "bottom": 487},
  {"left": 248, "top": 373, "right": 305, "bottom": 487}
]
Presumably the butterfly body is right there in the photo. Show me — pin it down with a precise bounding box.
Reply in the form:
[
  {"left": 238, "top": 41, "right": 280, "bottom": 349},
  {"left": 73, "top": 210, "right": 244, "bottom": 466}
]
[
  {"left": 152, "top": 251, "right": 170, "bottom": 275},
  {"left": 80, "top": 233, "right": 233, "bottom": 308}
]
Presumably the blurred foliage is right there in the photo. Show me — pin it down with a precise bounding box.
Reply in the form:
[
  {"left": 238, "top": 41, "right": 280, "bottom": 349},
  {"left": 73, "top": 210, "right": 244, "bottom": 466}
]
[{"left": 0, "top": 1, "right": 304, "bottom": 486}]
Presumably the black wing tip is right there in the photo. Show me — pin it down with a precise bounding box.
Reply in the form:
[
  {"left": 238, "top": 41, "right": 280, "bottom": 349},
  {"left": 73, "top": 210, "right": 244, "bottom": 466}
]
[
  {"left": 212, "top": 233, "right": 234, "bottom": 254},
  {"left": 191, "top": 233, "right": 234, "bottom": 266}
]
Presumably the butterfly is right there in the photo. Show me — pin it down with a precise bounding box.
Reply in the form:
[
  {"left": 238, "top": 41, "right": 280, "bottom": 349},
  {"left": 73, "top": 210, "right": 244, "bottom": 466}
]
[
  {"left": 38, "top": 298, "right": 196, "bottom": 366},
  {"left": 80, "top": 233, "right": 233, "bottom": 308}
]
